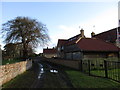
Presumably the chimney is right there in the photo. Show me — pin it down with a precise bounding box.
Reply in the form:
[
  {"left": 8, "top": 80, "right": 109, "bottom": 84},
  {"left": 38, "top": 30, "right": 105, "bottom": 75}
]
[
  {"left": 80, "top": 28, "right": 84, "bottom": 38},
  {"left": 91, "top": 32, "right": 95, "bottom": 38}
]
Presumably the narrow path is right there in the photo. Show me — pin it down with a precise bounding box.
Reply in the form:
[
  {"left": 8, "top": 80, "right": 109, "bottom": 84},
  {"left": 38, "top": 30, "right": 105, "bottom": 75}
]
[{"left": 31, "top": 57, "right": 74, "bottom": 88}]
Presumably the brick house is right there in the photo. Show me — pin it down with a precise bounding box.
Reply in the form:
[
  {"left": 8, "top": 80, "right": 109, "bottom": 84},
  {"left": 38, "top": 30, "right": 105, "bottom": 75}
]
[
  {"left": 43, "top": 47, "right": 57, "bottom": 58},
  {"left": 57, "top": 29, "right": 120, "bottom": 60}
]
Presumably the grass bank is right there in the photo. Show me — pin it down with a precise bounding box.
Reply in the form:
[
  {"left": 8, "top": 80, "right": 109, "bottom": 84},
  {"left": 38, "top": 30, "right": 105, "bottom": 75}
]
[{"left": 65, "top": 70, "right": 120, "bottom": 88}]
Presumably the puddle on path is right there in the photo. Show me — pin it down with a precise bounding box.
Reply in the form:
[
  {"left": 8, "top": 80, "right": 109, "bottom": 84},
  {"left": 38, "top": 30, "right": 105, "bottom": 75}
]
[
  {"left": 50, "top": 69, "right": 58, "bottom": 73},
  {"left": 38, "top": 63, "right": 44, "bottom": 79},
  {"left": 37, "top": 63, "right": 59, "bottom": 79},
  {"left": 46, "top": 63, "right": 59, "bottom": 73}
]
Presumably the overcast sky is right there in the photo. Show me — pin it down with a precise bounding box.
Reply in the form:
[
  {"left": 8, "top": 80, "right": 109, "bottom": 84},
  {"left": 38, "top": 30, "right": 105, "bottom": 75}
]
[{"left": 0, "top": 0, "right": 119, "bottom": 53}]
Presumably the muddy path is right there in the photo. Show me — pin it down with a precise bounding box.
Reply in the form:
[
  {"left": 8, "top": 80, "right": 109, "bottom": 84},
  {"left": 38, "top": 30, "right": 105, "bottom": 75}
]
[{"left": 30, "top": 57, "right": 74, "bottom": 88}]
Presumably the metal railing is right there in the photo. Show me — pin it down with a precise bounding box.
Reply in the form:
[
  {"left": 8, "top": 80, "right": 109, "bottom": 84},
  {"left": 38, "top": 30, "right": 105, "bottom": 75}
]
[{"left": 79, "top": 59, "right": 120, "bottom": 82}]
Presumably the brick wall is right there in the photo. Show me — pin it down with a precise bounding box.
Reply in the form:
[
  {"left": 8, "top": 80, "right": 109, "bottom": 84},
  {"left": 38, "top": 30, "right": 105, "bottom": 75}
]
[{"left": 0, "top": 60, "right": 32, "bottom": 86}]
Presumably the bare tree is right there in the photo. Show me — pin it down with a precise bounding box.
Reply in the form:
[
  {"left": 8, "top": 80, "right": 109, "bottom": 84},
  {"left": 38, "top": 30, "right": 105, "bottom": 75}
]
[{"left": 2, "top": 16, "right": 50, "bottom": 59}]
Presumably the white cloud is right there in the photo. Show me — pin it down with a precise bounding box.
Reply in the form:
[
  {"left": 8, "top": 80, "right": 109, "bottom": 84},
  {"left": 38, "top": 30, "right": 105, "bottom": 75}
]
[{"left": 48, "top": 24, "right": 80, "bottom": 48}]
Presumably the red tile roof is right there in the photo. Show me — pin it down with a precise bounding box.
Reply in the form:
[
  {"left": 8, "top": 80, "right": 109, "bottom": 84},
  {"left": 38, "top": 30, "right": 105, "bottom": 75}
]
[
  {"left": 43, "top": 48, "right": 57, "bottom": 54},
  {"left": 77, "top": 38, "right": 119, "bottom": 52},
  {"left": 93, "top": 27, "right": 120, "bottom": 43}
]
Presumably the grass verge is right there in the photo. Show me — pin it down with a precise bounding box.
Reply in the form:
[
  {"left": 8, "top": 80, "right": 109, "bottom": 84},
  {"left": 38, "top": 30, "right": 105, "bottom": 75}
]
[{"left": 65, "top": 70, "right": 120, "bottom": 88}]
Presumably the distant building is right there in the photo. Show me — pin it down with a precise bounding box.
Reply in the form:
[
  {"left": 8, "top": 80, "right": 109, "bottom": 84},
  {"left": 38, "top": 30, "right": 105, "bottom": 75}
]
[
  {"left": 43, "top": 47, "right": 57, "bottom": 58},
  {"left": 92, "top": 27, "right": 120, "bottom": 47},
  {"left": 56, "top": 29, "right": 119, "bottom": 60}
]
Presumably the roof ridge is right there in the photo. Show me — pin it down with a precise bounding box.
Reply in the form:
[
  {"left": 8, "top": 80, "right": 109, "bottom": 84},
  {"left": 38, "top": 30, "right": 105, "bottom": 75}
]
[
  {"left": 68, "top": 34, "right": 80, "bottom": 40},
  {"left": 58, "top": 39, "right": 67, "bottom": 40},
  {"left": 94, "top": 27, "right": 119, "bottom": 36}
]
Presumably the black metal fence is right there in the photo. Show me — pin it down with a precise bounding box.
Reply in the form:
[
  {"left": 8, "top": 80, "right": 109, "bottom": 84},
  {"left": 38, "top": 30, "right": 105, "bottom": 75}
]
[{"left": 80, "top": 59, "right": 120, "bottom": 82}]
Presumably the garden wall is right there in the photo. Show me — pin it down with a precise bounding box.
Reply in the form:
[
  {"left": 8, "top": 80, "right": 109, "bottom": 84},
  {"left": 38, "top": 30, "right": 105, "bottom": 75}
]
[
  {"left": 45, "top": 59, "right": 80, "bottom": 70},
  {"left": 0, "top": 60, "right": 32, "bottom": 86}
]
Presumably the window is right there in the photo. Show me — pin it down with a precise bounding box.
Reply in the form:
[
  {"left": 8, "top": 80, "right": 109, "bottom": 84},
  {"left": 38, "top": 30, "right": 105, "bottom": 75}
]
[
  {"left": 61, "top": 46, "right": 64, "bottom": 50},
  {"left": 58, "top": 47, "right": 60, "bottom": 51}
]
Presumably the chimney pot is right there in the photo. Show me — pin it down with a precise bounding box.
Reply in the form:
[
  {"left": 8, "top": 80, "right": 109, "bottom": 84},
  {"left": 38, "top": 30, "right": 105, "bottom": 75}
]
[
  {"left": 80, "top": 29, "right": 84, "bottom": 38},
  {"left": 91, "top": 32, "right": 95, "bottom": 38}
]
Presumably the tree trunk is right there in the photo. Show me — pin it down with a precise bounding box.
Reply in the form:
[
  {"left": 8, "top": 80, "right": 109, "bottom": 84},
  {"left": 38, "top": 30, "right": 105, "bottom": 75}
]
[
  {"left": 23, "top": 43, "right": 28, "bottom": 60},
  {"left": 22, "top": 37, "right": 28, "bottom": 60}
]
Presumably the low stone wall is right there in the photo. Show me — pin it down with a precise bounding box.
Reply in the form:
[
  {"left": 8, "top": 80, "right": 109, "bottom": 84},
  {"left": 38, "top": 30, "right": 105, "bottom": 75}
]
[
  {"left": 0, "top": 60, "right": 32, "bottom": 86},
  {"left": 45, "top": 59, "right": 80, "bottom": 70}
]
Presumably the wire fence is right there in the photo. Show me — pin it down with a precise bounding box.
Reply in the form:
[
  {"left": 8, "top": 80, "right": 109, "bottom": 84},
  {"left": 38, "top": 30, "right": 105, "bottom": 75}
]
[{"left": 80, "top": 59, "right": 120, "bottom": 82}]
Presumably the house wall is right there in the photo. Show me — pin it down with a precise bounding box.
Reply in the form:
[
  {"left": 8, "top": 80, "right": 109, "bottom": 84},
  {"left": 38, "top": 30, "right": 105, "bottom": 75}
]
[
  {"left": 83, "top": 52, "right": 118, "bottom": 59},
  {"left": 57, "top": 51, "right": 64, "bottom": 58},
  {"left": 65, "top": 51, "right": 118, "bottom": 60},
  {"left": 66, "top": 51, "right": 83, "bottom": 60},
  {"left": 65, "top": 44, "right": 80, "bottom": 52},
  {"left": 73, "top": 52, "right": 82, "bottom": 60},
  {"left": 44, "top": 53, "right": 57, "bottom": 58},
  {"left": 57, "top": 46, "right": 65, "bottom": 58},
  {"left": 66, "top": 53, "right": 72, "bottom": 59},
  {"left": 45, "top": 59, "right": 80, "bottom": 70}
]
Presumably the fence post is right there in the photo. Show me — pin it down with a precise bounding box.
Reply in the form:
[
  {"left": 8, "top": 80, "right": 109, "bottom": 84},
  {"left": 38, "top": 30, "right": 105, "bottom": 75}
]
[
  {"left": 118, "top": 62, "right": 120, "bottom": 82},
  {"left": 104, "top": 60, "right": 108, "bottom": 78},
  {"left": 79, "top": 60, "right": 83, "bottom": 72},
  {"left": 88, "top": 60, "right": 91, "bottom": 75}
]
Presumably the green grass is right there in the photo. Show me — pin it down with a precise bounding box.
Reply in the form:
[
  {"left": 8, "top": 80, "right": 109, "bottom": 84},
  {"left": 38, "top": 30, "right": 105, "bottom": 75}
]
[
  {"left": 90, "top": 70, "right": 105, "bottom": 77},
  {"left": 2, "top": 59, "right": 21, "bottom": 65},
  {"left": 2, "top": 66, "right": 36, "bottom": 88},
  {"left": 66, "top": 70, "right": 120, "bottom": 88},
  {"left": 91, "top": 69, "right": 120, "bottom": 81}
]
